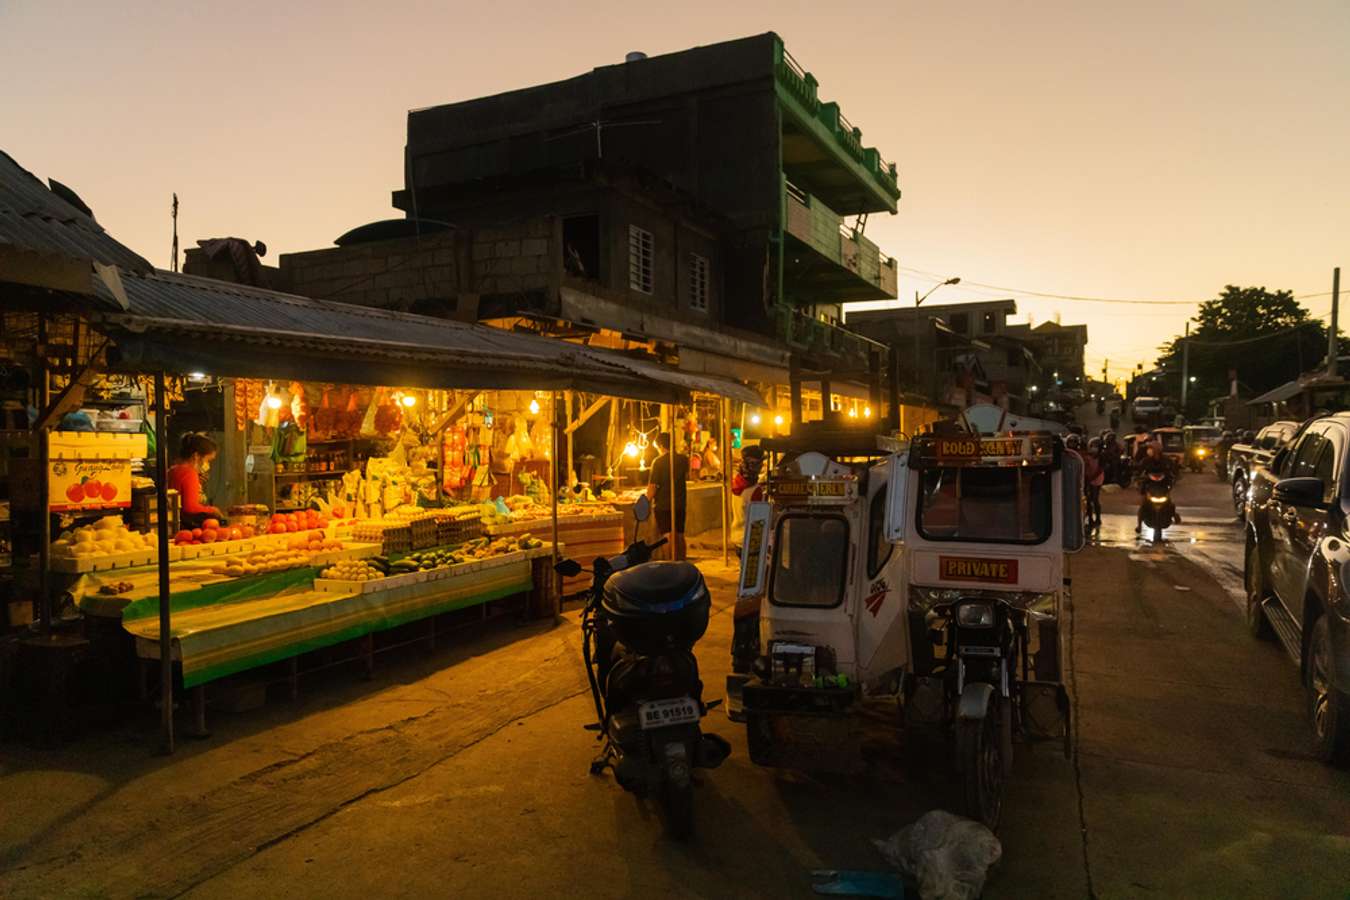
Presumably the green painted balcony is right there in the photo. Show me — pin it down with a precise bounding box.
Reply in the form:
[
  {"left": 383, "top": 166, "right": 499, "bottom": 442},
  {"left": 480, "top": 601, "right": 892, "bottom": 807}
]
[
  {"left": 773, "top": 37, "right": 901, "bottom": 216},
  {"left": 783, "top": 181, "right": 898, "bottom": 304}
]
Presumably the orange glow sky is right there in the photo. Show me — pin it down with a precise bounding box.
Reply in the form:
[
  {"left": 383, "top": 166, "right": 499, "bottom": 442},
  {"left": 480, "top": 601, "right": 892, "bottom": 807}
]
[{"left": 3, "top": 1, "right": 1346, "bottom": 379}]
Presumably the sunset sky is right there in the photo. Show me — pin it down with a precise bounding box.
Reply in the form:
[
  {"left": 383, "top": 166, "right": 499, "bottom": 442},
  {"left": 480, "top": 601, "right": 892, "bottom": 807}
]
[{"left": 3, "top": 0, "right": 1346, "bottom": 379}]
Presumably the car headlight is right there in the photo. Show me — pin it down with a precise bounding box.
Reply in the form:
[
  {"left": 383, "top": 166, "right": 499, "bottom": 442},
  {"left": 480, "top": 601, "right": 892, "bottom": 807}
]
[{"left": 956, "top": 601, "right": 996, "bottom": 628}]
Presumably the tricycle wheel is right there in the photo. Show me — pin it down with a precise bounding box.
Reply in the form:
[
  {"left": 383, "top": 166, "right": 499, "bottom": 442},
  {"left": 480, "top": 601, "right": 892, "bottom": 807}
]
[{"left": 957, "top": 694, "right": 1004, "bottom": 829}]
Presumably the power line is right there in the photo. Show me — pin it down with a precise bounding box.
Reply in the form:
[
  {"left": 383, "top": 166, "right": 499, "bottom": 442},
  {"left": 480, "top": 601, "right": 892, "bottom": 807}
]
[{"left": 898, "top": 265, "right": 1334, "bottom": 306}]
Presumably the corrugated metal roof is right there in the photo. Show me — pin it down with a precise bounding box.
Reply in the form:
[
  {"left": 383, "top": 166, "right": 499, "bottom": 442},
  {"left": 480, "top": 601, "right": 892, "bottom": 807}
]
[
  {"left": 92, "top": 270, "right": 683, "bottom": 399},
  {"left": 1249, "top": 380, "right": 1303, "bottom": 405},
  {"left": 0, "top": 150, "right": 152, "bottom": 274},
  {"left": 92, "top": 270, "right": 762, "bottom": 403}
]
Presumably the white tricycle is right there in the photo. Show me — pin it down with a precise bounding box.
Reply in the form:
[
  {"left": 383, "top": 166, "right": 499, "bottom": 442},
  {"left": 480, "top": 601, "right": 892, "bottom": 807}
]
[{"left": 729, "top": 405, "right": 1083, "bottom": 827}]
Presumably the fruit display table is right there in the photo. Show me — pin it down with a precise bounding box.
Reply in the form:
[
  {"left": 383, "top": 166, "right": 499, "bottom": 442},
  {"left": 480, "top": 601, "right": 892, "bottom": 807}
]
[
  {"left": 118, "top": 546, "right": 554, "bottom": 689},
  {"left": 486, "top": 511, "right": 624, "bottom": 594}
]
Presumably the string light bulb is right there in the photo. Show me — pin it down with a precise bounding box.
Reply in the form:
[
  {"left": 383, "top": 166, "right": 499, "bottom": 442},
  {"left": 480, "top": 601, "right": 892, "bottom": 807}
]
[
  {"left": 773, "top": 415, "right": 784, "bottom": 427},
  {"left": 864, "top": 406, "right": 872, "bottom": 418},
  {"left": 623, "top": 441, "right": 640, "bottom": 459},
  {"left": 528, "top": 398, "right": 541, "bottom": 416},
  {"left": 749, "top": 413, "right": 762, "bottom": 426},
  {"left": 401, "top": 394, "right": 417, "bottom": 408}
]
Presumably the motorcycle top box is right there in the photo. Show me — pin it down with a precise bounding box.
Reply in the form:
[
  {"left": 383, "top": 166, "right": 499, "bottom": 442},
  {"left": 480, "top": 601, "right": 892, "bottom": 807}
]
[{"left": 602, "top": 561, "right": 711, "bottom": 655}]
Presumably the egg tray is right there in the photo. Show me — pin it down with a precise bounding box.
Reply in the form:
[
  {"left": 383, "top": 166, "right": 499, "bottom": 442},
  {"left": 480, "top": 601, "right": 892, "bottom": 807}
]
[{"left": 51, "top": 548, "right": 160, "bottom": 574}]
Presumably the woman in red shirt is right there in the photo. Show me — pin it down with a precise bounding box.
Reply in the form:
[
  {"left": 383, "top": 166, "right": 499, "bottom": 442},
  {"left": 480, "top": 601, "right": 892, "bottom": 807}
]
[{"left": 168, "top": 433, "right": 223, "bottom": 526}]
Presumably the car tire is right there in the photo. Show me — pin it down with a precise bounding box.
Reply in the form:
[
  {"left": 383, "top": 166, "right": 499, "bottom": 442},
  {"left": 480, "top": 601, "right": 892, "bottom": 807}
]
[
  {"left": 1244, "top": 544, "right": 1275, "bottom": 641},
  {"left": 1307, "top": 615, "right": 1350, "bottom": 767},
  {"left": 1232, "top": 475, "right": 1247, "bottom": 520}
]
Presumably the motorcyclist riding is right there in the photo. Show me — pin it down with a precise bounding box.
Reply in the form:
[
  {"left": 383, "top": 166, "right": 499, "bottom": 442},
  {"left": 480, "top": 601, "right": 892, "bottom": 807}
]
[{"left": 1135, "top": 443, "right": 1180, "bottom": 533}]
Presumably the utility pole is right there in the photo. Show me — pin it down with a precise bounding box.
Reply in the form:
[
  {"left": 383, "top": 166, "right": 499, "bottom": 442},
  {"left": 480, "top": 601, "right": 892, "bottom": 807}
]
[
  {"left": 1180, "top": 322, "right": 1190, "bottom": 410},
  {"left": 1329, "top": 266, "right": 1341, "bottom": 378},
  {"left": 170, "top": 193, "right": 179, "bottom": 273}
]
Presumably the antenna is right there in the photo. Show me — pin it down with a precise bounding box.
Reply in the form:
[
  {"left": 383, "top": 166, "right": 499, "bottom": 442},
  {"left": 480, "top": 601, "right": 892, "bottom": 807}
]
[{"left": 170, "top": 193, "right": 179, "bottom": 272}]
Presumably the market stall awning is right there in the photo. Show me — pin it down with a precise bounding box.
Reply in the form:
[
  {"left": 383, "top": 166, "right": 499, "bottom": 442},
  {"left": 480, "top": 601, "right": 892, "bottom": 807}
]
[
  {"left": 578, "top": 350, "right": 765, "bottom": 407},
  {"left": 1248, "top": 380, "right": 1303, "bottom": 405},
  {"left": 92, "top": 270, "right": 688, "bottom": 402},
  {"left": 0, "top": 150, "right": 153, "bottom": 294}
]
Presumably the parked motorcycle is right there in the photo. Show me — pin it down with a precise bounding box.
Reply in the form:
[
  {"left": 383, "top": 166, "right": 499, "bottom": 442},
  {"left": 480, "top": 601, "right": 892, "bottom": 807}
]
[
  {"left": 555, "top": 498, "right": 730, "bottom": 839},
  {"left": 1139, "top": 470, "right": 1177, "bottom": 543}
]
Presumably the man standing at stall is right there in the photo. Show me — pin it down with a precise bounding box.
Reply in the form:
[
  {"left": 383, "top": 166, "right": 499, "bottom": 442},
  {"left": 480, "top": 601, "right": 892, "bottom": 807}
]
[{"left": 647, "top": 432, "right": 689, "bottom": 561}]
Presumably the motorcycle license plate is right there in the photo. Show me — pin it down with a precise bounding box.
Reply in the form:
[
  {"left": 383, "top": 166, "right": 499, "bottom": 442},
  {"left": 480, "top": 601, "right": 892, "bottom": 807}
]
[{"left": 638, "top": 696, "right": 700, "bottom": 730}]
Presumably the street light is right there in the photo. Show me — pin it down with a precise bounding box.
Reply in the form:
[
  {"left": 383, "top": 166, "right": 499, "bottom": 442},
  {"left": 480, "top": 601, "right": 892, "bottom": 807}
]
[{"left": 912, "top": 276, "right": 961, "bottom": 409}]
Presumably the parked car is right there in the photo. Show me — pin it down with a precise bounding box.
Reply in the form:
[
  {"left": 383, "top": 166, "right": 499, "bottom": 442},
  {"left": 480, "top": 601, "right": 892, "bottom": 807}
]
[
  {"left": 1228, "top": 421, "right": 1299, "bottom": 518},
  {"left": 1131, "top": 396, "right": 1163, "bottom": 425},
  {"left": 1244, "top": 414, "right": 1350, "bottom": 764}
]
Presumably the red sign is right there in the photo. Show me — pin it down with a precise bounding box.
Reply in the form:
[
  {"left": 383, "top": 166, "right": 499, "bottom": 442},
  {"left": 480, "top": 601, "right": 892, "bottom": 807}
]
[{"left": 939, "top": 556, "right": 1019, "bottom": 585}]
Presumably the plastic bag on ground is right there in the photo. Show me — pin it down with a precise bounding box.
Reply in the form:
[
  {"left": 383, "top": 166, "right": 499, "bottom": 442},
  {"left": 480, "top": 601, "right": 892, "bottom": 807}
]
[{"left": 872, "top": 810, "right": 1002, "bottom": 900}]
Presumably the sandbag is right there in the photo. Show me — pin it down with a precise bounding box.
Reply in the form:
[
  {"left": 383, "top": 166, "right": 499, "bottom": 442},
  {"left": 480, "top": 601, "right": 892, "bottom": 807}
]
[{"left": 872, "top": 810, "right": 1002, "bottom": 900}]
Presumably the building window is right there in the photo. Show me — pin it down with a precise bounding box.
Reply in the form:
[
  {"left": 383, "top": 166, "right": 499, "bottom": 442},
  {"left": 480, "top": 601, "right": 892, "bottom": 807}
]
[
  {"left": 628, "top": 225, "right": 654, "bottom": 294},
  {"left": 689, "top": 253, "right": 709, "bottom": 312},
  {"left": 563, "top": 214, "right": 600, "bottom": 280},
  {"left": 982, "top": 311, "right": 997, "bottom": 333},
  {"left": 949, "top": 312, "right": 969, "bottom": 334}
]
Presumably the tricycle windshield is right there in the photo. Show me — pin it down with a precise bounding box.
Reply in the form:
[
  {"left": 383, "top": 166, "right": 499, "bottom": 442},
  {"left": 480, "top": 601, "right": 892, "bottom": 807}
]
[
  {"left": 916, "top": 466, "right": 1053, "bottom": 544},
  {"left": 1157, "top": 432, "right": 1184, "bottom": 451},
  {"left": 1186, "top": 427, "right": 1220, "bottom": 442},
  {"left": 769, "top": 514, "right": 848, "bottom": 608}
]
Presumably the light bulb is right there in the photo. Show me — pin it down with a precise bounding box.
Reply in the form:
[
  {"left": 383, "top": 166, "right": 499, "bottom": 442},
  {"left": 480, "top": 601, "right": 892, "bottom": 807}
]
[
  {"left": 528, "top": 398, "right": 541, "bottom": 415},
  {"left": 401, "top": 394, "right": 417, "bottom": 408},
  {"left": 848, "top": 408, "right": 858, "bottom": 419},
  {"left": 749, "top": 414, "right": 761, "bottom": 426},
  {"left": 188, "top": 372, "right": 206, "bottom": 381},
  {"left": 623, "top": 442, "right": 640, "bottom": 459},
  {"left": 773, "top": 415, "right": 784, "bottom": 427},
  {"left": 864, "top": 407, "right": 872, "bottom": 418},
  {"left": 266, "top": 395, "right": 283, "bottom": 410}
]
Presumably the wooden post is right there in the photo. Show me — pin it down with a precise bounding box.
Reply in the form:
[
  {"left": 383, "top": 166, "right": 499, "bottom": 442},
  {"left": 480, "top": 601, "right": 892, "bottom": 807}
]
[
  {"left": 37, "top": 314, "right": 51, "bottom": 635},
  {"left": 551, "top": 391, "right": 562, "bottom": 598},
  {"left": 564, "top": 390, "right": 574, "bottom": 490},
  {"left": 668, "top": 403, "right": 679, "bottom": 560},
  {"left": 153, "top": 371, "right": 174, "bottom": 755},
  {"left": 721, "top": 396, "right": 731, "bottom": 567}
]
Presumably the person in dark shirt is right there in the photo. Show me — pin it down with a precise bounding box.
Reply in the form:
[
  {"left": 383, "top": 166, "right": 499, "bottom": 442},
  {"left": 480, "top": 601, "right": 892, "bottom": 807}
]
[{"left": 647, "top": 432, "right": 690, "bottom": 560}]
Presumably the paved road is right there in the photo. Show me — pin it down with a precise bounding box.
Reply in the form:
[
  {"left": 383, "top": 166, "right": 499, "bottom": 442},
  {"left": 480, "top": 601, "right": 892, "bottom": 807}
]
[{"left": 3, "top": 467, "right": 1349, "bottom": 898}]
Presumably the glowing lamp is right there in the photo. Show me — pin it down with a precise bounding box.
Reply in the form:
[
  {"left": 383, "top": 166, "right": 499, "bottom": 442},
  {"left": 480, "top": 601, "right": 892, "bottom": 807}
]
[
  {"left": 749, "top": 414, "right": 762, "bottom": 426},
  {"left": 773, "top": 415, "right": 784, "bottom": 427},
  {"left": 266, "top": 395, "right": 283, "bottom": 410},
  {"left": 864, "top": 407, "right": 872, "bottom": 419},
  {"left": 401, "top": 394, "right": 417, "bottom": 408},
  {"left": 623, "top": 442, "right": 640, "bottom": 459},
  {"left": 528, "top": 398, "right": 541, "bottom": 415}
]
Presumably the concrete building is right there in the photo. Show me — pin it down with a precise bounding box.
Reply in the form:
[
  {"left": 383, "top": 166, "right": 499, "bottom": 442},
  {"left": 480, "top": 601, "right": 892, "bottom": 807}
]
[
  {"left": 1008, "top": 321, "right": 1089, "bottom": 389},
  {"left": 847, "top": 299, "right": 1040, "bottom": 412},
  {"left": 252, "top": 34, "right": 904, "bottom": 406}
]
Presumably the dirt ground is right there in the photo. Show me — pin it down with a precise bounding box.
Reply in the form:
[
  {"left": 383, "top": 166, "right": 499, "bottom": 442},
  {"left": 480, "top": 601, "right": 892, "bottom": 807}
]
[{"left": 3, "top": 480, "right": 1349, "bottom": 898}]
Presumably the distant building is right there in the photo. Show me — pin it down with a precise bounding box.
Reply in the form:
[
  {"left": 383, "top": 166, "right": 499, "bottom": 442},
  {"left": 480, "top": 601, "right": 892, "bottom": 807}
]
[
  {"left": 848, "top": 299, "right": 1040, "bottom": 412},
  {"left": 1007, "top": 321, "right": 1089, "bottom": 388}
]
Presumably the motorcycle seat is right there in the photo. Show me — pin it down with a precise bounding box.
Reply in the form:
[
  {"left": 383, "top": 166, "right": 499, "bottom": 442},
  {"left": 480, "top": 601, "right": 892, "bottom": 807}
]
[{"left": 605, "top": 561, "right": 707, "bottom": 615}]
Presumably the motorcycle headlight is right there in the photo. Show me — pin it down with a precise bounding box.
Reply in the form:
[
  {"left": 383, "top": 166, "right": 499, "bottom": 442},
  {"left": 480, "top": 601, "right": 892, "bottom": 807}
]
[
  {"left": 956, "top": 601, "right": 997, "bottom": 628},
  {"left": 1149, "top": 495, "right": 1169, "bottom": 504}
]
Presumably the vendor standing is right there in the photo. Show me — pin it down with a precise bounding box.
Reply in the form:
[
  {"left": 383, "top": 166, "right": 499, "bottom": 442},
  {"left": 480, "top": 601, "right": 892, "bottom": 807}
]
[
  {"left": 647, "top": 432, "right": 689, "bottom": 561},
  {"left": 168, "top": 433, "right": 223, "bottom": 528}
]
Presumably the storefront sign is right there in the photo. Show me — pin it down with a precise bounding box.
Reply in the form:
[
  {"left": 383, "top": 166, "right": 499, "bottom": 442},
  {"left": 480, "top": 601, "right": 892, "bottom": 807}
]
[
  {"left": 914, "top": 434, "right": 1055, "bottom": 468},
  {"left": 938, "top": 556, "right": 1019, "bottom": 585}
]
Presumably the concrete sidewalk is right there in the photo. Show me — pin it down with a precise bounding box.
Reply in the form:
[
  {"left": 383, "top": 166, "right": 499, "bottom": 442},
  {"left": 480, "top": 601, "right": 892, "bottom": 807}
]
[{"left": 2, "top": 544, "right": 1348, "bottom": 898}]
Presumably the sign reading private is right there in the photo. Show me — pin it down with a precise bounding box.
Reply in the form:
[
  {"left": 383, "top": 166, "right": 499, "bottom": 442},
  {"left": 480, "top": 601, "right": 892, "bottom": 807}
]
[{"left": 938, "top": 555, "right": 1019, "bottom": 585}]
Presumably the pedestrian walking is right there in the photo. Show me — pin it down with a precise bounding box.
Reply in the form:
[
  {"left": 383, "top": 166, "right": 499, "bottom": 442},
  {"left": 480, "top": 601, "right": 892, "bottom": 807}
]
[{"left": 1084, "top": 438, "right": 1105, "bottom": 528}]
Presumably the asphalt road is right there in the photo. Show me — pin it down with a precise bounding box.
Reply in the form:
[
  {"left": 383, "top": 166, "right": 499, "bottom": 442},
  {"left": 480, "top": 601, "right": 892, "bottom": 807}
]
[{"left": 3, "top": 455, "right": 1349, "bottom": 898}]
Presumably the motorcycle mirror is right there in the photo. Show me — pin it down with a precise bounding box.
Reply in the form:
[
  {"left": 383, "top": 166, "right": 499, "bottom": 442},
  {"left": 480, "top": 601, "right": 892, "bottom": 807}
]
[
  {"left": 633, "top": 494, "right": 651, "bottom": 523},
  {"left": 554, "top": 559, "right": 583, "bottom": 577}
]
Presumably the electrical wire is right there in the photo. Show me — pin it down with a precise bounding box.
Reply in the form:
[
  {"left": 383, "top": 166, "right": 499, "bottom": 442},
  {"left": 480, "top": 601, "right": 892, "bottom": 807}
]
[{"left": 897, "top": 264, "right": 1335, "bottom": 306}]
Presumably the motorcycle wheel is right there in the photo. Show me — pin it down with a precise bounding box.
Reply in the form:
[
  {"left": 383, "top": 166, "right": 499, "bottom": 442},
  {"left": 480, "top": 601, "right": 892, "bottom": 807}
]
[
  {"left": 957, "top": 694, "right": 1004, "bottom": 830},
  {"left": 660, "top": 777, "right": 694, "bottom": 840},
  {"left": 1153, "top": 525, "right": 1164, "bottom": 543}
]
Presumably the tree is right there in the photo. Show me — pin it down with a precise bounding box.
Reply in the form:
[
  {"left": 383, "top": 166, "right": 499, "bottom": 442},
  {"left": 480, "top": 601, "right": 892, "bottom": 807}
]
[{"left": 1154, "top": 285, "right": 1327, "bottom": 414}]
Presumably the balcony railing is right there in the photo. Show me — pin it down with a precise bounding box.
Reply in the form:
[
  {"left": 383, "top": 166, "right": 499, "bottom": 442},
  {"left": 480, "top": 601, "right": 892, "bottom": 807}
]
[
  {"left": 773, "top": 37, "right": 900, "bottom": 201},
  {"left": 784, "top": 181, "right": 898, "bottom": 298},
  {"left": 771, "top": 305, "right": 884, "bottom": 364}
]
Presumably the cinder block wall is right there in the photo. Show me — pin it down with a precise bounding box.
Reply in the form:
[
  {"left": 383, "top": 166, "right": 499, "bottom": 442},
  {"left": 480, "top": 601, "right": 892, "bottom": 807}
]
[{"left": 277, "top": 220, "right": 553, "bottom": 313}]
